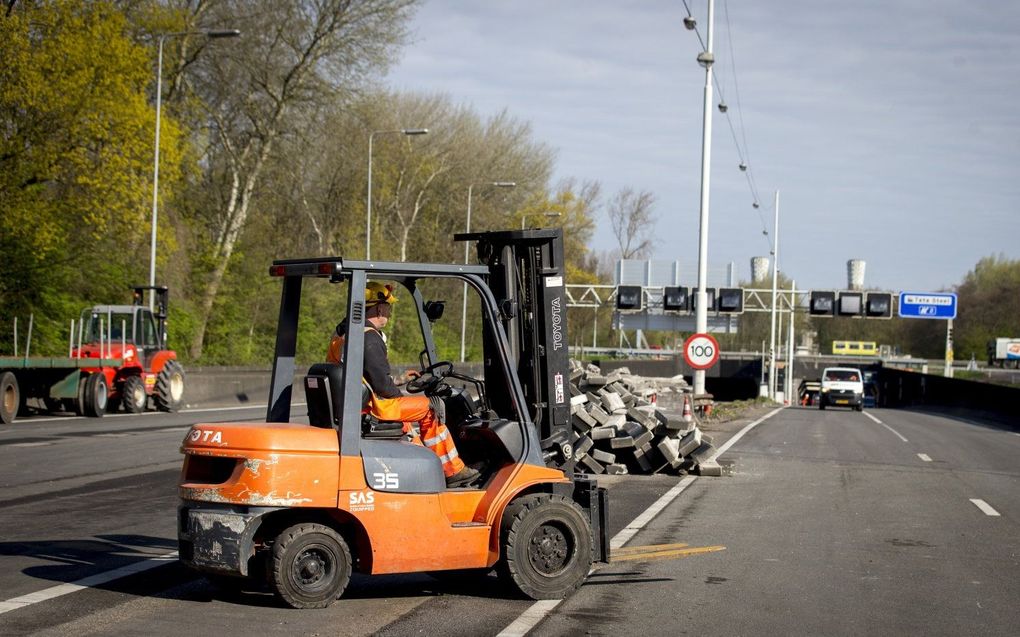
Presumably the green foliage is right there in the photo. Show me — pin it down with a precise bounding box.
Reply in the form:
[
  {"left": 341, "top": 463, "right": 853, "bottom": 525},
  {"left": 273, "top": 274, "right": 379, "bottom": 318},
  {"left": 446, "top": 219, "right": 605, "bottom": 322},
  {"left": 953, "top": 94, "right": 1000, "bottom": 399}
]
[
  {"left": 0, "top": 0, "right": 182, "bottom": 354},
  {"left": 954, "top": 255, "right": 1020, "bottom": 359}
]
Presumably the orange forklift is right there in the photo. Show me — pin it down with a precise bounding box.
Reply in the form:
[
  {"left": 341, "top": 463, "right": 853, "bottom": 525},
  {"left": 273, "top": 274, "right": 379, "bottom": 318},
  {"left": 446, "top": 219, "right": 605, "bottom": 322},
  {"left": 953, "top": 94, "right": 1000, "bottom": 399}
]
[{"left": 177, "top": 229, "right": 609, "bottom": 608}]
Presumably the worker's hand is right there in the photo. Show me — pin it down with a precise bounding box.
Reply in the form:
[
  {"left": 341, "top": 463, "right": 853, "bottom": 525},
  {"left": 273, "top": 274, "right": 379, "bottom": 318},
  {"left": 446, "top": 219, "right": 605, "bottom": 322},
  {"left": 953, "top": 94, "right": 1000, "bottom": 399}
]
[{"left": 396, "top": 369, "right": 420, "bottom": 386}]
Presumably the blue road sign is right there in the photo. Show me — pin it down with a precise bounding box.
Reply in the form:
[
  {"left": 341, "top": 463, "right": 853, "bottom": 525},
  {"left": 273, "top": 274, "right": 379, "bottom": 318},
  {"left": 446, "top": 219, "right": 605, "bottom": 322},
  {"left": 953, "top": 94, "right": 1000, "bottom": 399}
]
[{"left": 898, "top": 292, "right": 957, "bottom": 319}]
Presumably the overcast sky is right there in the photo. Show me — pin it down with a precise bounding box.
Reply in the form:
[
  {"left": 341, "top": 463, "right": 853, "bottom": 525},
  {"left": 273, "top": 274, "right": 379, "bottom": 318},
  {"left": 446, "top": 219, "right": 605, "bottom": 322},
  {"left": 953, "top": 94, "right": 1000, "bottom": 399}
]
[{"left": 384, "top": 0, "right": 1020, "bottom": 293}]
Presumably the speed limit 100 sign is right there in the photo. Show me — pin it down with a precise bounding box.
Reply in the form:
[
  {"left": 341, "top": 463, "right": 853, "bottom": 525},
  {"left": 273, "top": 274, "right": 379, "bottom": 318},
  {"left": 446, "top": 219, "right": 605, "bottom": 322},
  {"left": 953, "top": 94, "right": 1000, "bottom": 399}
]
[{"left": 683, "top": 333, "right": 720, "bottom": 370}]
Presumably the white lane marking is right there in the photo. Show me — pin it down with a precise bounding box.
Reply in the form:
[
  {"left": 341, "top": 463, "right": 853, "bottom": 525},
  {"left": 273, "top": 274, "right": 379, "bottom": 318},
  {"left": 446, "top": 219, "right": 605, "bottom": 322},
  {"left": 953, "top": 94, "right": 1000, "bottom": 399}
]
[
  {"left": 8, "top": 442, "right": 52, "bottom": 448},
  {"left": 611, "top": 476, "right": 698, "bottom": 550},
  {"left": 497, "top": 406, "right": 785, "bottom": 637},
  {"left": 917, "top": 453, "right": 932, "bottom": 462},
  {"left": 496, "top": 600, "right": 562, "bottom": 637},
  {"left": 864, "top": 411, "right": 909, "bottom": 442},
  {"left": 8, "top": 403, "right": 278, "bottom": 425},
  {"left": 879, "top": 422, "right": 908, "bottom": 443},
  {"left": 708, "top": 407, "right": 785, "bottom": 462},
  {"left": 969, "top": 499, "right": 1001, "bottom": 517},
  {"left": 2, "top": 401, "right": 306, "bottom": 428},
  {"left": 0, "top": 551, "right": 178, "bottom": 615}
]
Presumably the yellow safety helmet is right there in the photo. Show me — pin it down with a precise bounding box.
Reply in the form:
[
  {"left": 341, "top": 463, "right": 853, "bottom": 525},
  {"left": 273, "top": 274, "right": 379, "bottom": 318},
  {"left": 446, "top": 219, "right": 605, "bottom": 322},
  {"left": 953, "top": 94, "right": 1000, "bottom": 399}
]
[{"left": 365, "top": 282, "right": 398, "bottom": 307}]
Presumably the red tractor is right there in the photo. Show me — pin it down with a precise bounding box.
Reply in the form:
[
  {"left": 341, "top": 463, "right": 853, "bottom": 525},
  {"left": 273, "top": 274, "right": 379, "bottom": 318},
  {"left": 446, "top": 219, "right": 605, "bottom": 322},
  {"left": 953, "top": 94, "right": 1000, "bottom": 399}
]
[{"left": 69, "top": 286, "right": 185, "bottom": 415}]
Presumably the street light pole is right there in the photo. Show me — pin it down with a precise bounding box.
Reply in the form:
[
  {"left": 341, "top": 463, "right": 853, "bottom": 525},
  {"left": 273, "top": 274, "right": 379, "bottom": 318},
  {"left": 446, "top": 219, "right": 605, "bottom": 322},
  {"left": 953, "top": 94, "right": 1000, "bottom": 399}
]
[
  {"left": 461, "top": 181, "right": 515, "bottom": 361},
  {"left": 148, "top": 29, "right": 239, "bottom": 309},
  {"left": 693, "top": 0, "right": 716, "bottom": 396},
  {"left": 768, "top": 190, "right": 780, "bottom": 401},
  {"left": 366, "top": 128, "right": 428, "bottom": 260}
]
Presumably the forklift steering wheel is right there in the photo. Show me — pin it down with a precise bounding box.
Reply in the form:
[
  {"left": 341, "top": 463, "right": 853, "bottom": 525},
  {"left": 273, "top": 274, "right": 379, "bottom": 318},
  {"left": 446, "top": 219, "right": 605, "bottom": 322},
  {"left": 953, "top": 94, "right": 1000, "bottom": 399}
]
[{"left": 405, "top": 361, "right": 454, "bottom": 394}]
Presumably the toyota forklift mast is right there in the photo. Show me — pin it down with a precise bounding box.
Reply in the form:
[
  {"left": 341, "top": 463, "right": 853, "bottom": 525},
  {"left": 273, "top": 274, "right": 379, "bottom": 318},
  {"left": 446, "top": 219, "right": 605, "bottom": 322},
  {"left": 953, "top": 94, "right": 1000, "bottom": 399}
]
[{"left": 456, "top": 229, "right": 573, "bottom": 469}]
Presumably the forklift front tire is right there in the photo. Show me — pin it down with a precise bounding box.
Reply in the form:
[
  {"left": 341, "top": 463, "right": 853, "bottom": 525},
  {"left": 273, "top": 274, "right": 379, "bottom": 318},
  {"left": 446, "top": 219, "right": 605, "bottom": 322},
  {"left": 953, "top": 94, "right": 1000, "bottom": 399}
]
[
  {"left": 270, "top": 523, "right": 352, "bottom": 609},
  {"left": 498, "top": 494, "right": 593, "bottom": 600}
]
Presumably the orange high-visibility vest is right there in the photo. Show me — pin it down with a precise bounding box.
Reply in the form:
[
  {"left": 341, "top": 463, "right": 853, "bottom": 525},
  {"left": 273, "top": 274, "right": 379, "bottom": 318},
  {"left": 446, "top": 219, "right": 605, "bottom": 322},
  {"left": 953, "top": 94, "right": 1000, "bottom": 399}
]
[{"left": 326, "top": 326, "right": 402, "bottom": 421}]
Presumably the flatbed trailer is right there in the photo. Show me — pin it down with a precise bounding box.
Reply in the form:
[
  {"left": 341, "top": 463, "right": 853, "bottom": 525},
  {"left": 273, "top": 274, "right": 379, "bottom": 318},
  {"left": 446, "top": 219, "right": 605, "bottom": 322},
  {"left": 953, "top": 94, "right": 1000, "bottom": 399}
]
[{"left": 0, "top": 356, "right": 121, "bottom": 424}]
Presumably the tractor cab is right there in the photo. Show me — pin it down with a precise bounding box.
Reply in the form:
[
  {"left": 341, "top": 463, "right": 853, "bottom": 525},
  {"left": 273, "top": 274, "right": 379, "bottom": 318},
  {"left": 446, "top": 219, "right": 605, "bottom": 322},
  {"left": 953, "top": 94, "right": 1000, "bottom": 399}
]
[{"left": 76, "top": 286, "right": 168, "bottom": 366}]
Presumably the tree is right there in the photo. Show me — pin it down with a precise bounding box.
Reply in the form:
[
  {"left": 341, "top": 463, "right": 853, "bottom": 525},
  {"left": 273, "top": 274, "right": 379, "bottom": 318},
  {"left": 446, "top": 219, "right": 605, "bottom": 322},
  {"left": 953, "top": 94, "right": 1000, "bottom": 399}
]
[
  {"left": 954, "top": 255, "right": 1020, "bottom": 360},
  {"left": 0, "top": 0, "right": 179, "bottom": 353},
  {"left": 607, "top": 187, "right": 656, "bottom": 260},
  {"left": 172, "top": 0, "right": 419, "bottom": 359}
]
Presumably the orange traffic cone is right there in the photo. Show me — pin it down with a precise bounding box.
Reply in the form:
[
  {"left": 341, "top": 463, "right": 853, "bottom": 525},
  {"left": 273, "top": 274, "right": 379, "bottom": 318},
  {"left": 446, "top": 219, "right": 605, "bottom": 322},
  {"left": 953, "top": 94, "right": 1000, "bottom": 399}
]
[{"left": 682, "top": 395, "right": 693, "bottom": 424}]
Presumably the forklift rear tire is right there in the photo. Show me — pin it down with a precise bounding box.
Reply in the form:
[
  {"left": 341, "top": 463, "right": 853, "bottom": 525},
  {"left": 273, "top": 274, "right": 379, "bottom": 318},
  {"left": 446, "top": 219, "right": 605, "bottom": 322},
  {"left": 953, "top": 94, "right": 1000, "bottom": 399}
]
[
  {"left": 121, "top": 375, "right": 148, "bottom": 413},
  {"left": 270, "top": 523, "right": 351, "bottom": 609},
  {"left": 497, "top": 494, "right": 593, "bottom": 600},
  {"left": 154, "top": 360, "right": 185, "bottom": 412},
  {"left": 82, "top": 373, "right": 108, "bottom": 418},
  {"left": 0, "top": 371, "right": 19, "bottom": 425}
]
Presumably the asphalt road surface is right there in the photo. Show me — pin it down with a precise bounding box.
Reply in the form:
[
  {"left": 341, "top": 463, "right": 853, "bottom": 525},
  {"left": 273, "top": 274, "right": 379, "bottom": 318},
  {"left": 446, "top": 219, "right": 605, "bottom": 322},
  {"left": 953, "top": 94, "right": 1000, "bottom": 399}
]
[{"left": 1, "top": 403, "right": 1017, "bottom": 636}]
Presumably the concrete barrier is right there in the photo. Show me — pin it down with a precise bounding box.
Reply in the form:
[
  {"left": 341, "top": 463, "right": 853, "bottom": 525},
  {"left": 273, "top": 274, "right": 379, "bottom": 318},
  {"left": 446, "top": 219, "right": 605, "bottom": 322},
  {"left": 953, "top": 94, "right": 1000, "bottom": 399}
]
[
  {"left": 179, "top": 366, "right": 275, "bottom": 409},
  {"left": 181, "top": 362, "right": 486, "bottom": 409},
  {"left": 876, "top": 367, "right": 1020, "bottom": 430}
]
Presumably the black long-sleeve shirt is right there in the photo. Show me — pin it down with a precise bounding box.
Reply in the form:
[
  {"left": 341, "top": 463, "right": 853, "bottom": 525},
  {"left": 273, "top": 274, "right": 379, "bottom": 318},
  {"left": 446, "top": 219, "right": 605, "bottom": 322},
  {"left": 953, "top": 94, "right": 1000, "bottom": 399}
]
[
  {"left": 334, "top": 319, "right": 400, "bottom": 398},
  {"left": 363, "top": 328, "right": 401, "bottom": 398}
]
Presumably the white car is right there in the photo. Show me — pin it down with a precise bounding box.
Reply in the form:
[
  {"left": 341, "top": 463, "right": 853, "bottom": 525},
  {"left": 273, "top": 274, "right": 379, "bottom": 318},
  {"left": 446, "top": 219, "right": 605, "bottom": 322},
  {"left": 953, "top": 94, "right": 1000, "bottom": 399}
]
[{"left": 819, "top": 367, "right": 864, "bottom": 411}]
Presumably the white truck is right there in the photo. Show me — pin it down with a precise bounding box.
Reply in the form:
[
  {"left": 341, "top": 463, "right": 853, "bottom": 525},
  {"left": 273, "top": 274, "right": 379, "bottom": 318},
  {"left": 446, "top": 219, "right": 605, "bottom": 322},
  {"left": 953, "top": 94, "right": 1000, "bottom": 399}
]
[{"left": 987, "top": 338, "right": 1020, "bottom": 368}]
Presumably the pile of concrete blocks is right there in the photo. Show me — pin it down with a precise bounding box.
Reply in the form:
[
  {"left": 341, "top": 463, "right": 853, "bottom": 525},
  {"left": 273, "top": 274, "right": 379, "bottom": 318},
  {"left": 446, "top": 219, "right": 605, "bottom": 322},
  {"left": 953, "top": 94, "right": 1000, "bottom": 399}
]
[{"left": 567, "top": 361, "right": 721, "bottom": 477}]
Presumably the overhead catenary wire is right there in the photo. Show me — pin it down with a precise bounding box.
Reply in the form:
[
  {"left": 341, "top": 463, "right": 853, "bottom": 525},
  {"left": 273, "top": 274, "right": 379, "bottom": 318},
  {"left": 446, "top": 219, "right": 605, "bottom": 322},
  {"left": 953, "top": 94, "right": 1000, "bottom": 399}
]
[{"left": 683, "top": 0, "right": 772, "bottom": 253}]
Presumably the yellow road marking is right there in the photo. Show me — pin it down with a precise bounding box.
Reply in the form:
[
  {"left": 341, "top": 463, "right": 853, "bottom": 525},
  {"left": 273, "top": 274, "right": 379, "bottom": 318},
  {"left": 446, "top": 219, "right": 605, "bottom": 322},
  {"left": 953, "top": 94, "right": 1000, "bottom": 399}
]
[
  {"left": 610, "top": 545, "right": 726, "bottom": 563},
  {"left": 612, "top": 542, "right": 689, "bottom": 555}
]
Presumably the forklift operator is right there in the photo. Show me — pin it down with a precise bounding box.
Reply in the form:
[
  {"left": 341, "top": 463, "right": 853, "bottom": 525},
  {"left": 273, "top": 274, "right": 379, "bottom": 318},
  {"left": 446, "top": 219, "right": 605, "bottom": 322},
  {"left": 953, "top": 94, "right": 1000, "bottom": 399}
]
[{"left": 327, "top": 282, "right": 480, "bottom": 488}]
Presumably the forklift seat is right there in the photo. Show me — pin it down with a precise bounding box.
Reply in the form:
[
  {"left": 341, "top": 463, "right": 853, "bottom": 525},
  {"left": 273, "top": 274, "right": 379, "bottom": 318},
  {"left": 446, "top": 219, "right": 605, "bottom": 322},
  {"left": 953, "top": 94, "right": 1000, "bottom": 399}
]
[
  {"left": 304, "top": 363, "right": 343, "bottom": 429},
  {"left": 303, "top": 363, "right": 406, "bottom": 439}
]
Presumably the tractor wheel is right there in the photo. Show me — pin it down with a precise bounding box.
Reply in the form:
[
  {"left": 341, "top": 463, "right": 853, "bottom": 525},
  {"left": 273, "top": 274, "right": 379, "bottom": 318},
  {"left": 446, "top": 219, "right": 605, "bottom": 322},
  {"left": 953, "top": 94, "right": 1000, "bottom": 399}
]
[
  {"left": 1, "top": 371, "right": 20, "bottom": 425},
  {"left": 270, "top": 523, "right": 351, "bottom": 609},
  {"left": 496, "top": 494, "right": 593, "bottom": 600},
  {"left": 154, "top": 360, "right": 185, "bottom": 412},
  {"left": 121, "top": 375, "right": 148, "bottom": 413},
  {"left": 82, "top": 373, "right": 108, "bottom": 418}
]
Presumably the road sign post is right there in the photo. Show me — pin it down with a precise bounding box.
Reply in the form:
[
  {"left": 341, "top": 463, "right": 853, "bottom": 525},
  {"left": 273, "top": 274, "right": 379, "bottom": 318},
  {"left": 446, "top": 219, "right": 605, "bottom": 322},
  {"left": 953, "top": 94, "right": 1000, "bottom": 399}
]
[{"left": 683, "top": 333, "right": 720, "bottom": 371}]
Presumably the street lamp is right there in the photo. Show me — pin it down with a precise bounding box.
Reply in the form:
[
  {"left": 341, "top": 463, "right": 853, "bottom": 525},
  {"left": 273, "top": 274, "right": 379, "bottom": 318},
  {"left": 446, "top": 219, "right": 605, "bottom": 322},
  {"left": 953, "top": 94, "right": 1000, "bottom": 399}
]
[
  {"left": 520, "top": 211, "right": 561, "bottom": 230},
  {"left": 768, "top": 190, "right": 780, "bottom": 401},
  {"left": 366, "top": 128, "right": 428, "bottom": 260},
  {"left": 149, "top": 28, "right": 240, "bottom": 309},
  {"left": 460, "top": 181, "right": 516, "bottom": 362},
  {"left": 693, "top": 0, "right": 716, "bottom": 396}
]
